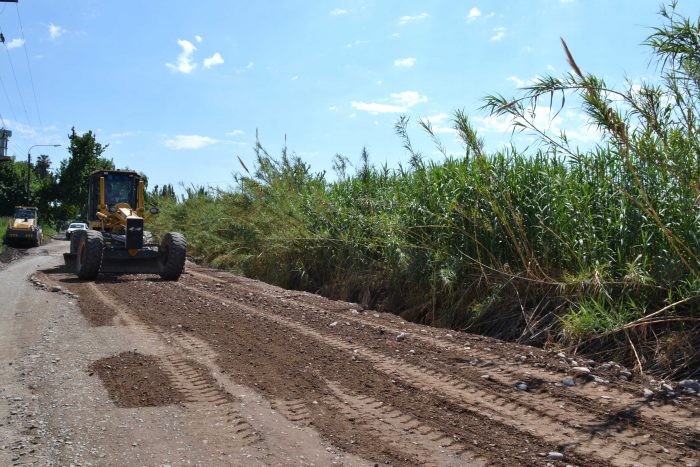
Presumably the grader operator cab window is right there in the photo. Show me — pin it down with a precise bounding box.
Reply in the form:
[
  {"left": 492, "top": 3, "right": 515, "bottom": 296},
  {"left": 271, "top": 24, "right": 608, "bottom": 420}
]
[
  {"left": 88, "top": 171, "right": 140, "bottom": 222},
  {"left": 105, "top": 174, "right": 134, "bottom": 206},
  {"left": 15, "top": 208, "right": 36, "bottom": 219}
]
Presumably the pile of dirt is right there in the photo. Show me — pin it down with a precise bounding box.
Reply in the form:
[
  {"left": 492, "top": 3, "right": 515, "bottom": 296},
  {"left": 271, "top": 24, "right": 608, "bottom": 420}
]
[
  {"left": 89, "top": 351, "right": 185, "bottom": 408},
  {"left": 0, "top": 245, "right": 27, "bottom": 266}
]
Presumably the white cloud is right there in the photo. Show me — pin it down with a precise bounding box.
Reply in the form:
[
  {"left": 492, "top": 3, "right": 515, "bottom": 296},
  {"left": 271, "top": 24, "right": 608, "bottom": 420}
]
[
  {"left": 467, "top": 7, "right": 481, "bottom": 22},
  {"left": 226, "top": 129, "right": 245, "bottom": 136},
  {"left": 346, "top": 39, "right": 369, "bottom": 48},
  {"left": 351, "top": 91, "right": 428, "bottom": 115},
  {"left": 109, "top": 131, "right": 134, "bottom": 139},
  {"left": 291, "top": 75, "right": 299, "bottom": 80},
  {"left": 426, "top": 113, "right": 450, "bottom": 123},
  {"left": 351, "top": 101, "right": 406, "bottom": 114},
  {"left": 399, "top": 13, "right": 429, "bottom": 25},
  {"left": 476, "top": 106, "right": 604, "bottom": 145},
  {"left": 433, "top": 126, "right": 457, "bottom": 134},
  {"left": 476, "top": 114, "right": 516, "bottom": 134},
  {"left": 6, "top": 38, "right": 25, "bottom": 49},
  {"left": 166, "top": 39, "right": 197, "bottom": 74},
  {"left": 423, "top": 113, "right": 456, "bottom": 134},
  {"left": 328, "top": 105, "right": 339, "bottom": 111},
  {"left": 195, "top": 35, "right": 203, "bottom": 43},
  {"left": 203, "top": 52, "right": 224, "bottom": 68},
  {"left": 164, "top": 134, "right": 220, "bottom": 150},
  {"left": 394, "top": 57, "right": 416, "bottom": 67},
  {"left": 390, "top": 91, "right": 428, "bottom": 107},
  {"left": 507, "top": 76, "right": 525, "bottom": 87},
  {"left": 48, "top": 23, "right": 66, "bottom": 40},
  {"left": 391, "top": 32, "right": 401, "bottom": 38},
  {"left": 330, "top": 8, "right": 348, "bottom": 16},
  {"left": 491, "top": 27, "right": 506, "bottom": 41},
  {"left": 377, "top": 80, "right": 383, "bottom": 85},
  {"left": 6, "top": 119, "right": 38, "bottom": 138},
  {"left": 235, "top": 61, "right": 254, "bottom": 74},
  {"left": 107, "top": 131, "right": 135, "bottom": 145}
]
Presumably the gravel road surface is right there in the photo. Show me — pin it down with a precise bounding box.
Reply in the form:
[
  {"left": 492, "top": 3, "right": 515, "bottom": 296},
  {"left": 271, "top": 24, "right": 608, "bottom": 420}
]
[{"left": 1, "top": 240, "right": 698, "bottom": 466}]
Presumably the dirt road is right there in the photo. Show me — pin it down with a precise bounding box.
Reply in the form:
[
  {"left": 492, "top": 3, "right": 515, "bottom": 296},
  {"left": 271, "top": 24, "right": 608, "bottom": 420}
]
[{"left": 1, "top": 241, "right": 698, "bottom": 466}]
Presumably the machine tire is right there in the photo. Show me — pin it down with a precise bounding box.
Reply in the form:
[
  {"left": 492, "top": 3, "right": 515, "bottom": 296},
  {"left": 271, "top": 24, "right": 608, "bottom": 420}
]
[
  {"left": 76, "top": 230, "right": 104, "bottom": 280},
  {"left": 158, "top": 232, "right": 186, "bottom": 280},
  {"left": 69, "top": 232, "right": 81, "bottom": 254},
  {"left": 32, "top": 229, "right": 41, "bottom": 247}
]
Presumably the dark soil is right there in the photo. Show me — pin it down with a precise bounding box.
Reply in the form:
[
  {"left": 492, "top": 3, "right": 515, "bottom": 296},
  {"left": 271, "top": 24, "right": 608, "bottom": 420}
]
[
  {"left": 40, "top": 263, "right": 700, "bottom": 466},
  {"left": 89, "top": 351, "right": 185, "bottom": 408}
]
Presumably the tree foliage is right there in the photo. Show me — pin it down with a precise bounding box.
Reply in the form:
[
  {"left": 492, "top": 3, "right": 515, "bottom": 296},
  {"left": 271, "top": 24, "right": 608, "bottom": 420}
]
[
  {"left": 0, "top": 128, "right": 116, "bottom": 225},
  {"left": 55, "top": 128, "right": 114, "bottom": 220}
]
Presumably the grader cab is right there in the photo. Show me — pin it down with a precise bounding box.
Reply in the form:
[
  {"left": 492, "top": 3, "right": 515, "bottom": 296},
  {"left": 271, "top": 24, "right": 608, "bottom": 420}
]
[
  {"left": 3, "top": 206, "right": 43, "bottom": 247},
  {"left": 63, "top": 170, "right": 186, "bottom": 280}
]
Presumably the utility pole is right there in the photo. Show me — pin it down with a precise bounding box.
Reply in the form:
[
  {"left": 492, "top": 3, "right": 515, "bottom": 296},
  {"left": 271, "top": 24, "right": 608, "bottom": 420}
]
[{"left": 0, "top": 129, "right": 11, "bottom": 162}]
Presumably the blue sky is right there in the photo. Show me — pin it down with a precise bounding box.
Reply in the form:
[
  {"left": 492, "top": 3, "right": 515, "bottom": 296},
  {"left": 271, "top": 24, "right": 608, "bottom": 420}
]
[{"left": 0, "top": 0, "right": 697, "bottom": 192}]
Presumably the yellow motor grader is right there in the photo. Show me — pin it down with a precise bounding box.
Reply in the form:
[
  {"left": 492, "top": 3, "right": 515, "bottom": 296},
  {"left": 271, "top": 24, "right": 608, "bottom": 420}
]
[
  {"left": 63, "top": 170, "right": 186, "bottom": 280},
  {"left": 3, "top": 206, "right": 43, "bottom": 247}
]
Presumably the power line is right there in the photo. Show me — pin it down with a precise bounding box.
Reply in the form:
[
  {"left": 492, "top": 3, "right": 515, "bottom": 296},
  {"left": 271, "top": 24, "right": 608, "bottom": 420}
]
[
  {"left": 0, "top": 25, "right": 32, "bottom": 129},
  {"left": 0, "top": 71, "right": 17, "bottom": 123},
  {"left": 14, "top": 3, "right": 43, "bottom": 132}
]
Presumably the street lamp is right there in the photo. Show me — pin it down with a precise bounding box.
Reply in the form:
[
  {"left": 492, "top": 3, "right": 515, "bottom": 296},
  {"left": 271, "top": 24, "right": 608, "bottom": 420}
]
[{"left": 27, "top": 144, "right": 61, "bottom": 205}]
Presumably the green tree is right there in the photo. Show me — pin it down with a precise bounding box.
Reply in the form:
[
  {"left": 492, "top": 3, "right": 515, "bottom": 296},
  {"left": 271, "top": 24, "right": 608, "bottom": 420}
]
[
  {"left": 34, "top": 154, "right": 51, "bottom": 180},
  {"left": 0, "top": 157, "right": 27, "bottom": 216},
  {"left": 56, "top": 128, "right": 114, "bottom": 220}
]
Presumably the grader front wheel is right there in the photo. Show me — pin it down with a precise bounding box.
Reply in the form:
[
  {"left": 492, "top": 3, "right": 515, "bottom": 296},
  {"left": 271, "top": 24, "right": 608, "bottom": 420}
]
[
  {"left": 158, "top": 232, "right": 186, "bottom": 280},
  {"left": 76, "top": 230, "right": 104, "bottom": 280}
]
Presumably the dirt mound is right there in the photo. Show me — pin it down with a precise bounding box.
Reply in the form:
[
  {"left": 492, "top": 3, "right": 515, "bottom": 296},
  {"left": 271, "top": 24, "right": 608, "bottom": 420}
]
[
  {"left": 89, "top": 351, "right": 185, "bottom": 408},
  {"left": 0, "top": 245, "right": 27, "bottom": 266}
]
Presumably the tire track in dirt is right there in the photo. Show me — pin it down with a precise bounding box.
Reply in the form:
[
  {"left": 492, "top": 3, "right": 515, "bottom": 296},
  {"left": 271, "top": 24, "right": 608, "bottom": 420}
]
[
  {"left": 323, "top": 381, "right": 487, "bottom": 467},
  {"left": 178, "top": 281, "right": 694, "bottom": 467},
  {"left": 86, "top": 284, "right": 262, "bottom": 449},
  {"left": 183, "top": 271, "right": 700, "bottom": 464},
  {"left": 71, "top": 270, "right": 698, "bottom": 465},
  {"left": 186, "top": 268, "right": 699, "bottom": 434},
  {"left": 90, "top": 284, "right": 454, "bottom": 465},
  {"left": 159, "top": 357, "right": 260, "bottom": 446},
  {"left": 96, "top": 279, "right": 567, "bottom": 465},
  {"left": 269, "top": 399, "right": 312, "bottom": 427},
  {"left": 84, "top": 283, "right": 385, "bottom": 465}
]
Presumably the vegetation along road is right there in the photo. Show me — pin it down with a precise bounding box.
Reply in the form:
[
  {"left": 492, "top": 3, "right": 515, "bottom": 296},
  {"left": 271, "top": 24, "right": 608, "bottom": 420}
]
[{"left": 0, "top": 240, "right": 696, "bottom": 466}]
